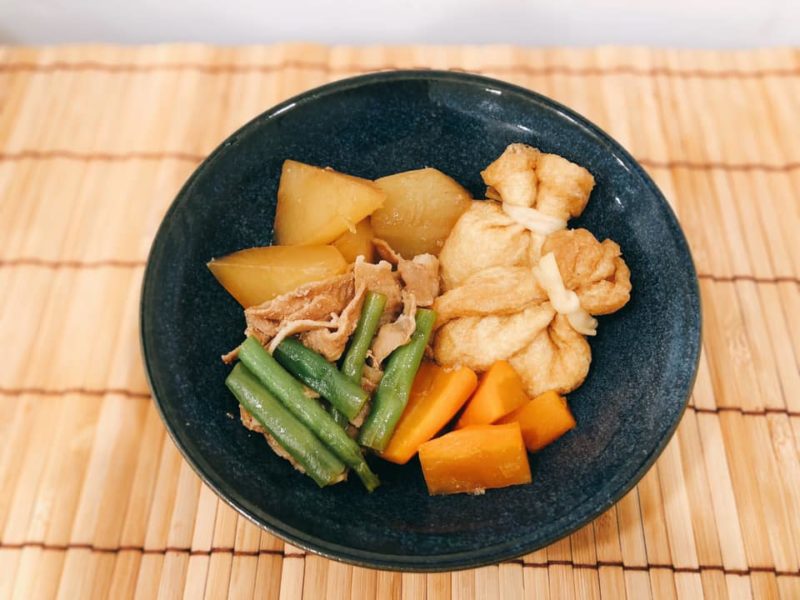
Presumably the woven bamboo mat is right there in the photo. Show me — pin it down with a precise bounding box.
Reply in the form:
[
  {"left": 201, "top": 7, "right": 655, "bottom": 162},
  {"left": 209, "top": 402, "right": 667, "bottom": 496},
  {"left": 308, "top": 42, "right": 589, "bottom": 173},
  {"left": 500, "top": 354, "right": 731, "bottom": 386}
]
[{"left": 0, "top": 43, "right": 799, "bottom": 599}]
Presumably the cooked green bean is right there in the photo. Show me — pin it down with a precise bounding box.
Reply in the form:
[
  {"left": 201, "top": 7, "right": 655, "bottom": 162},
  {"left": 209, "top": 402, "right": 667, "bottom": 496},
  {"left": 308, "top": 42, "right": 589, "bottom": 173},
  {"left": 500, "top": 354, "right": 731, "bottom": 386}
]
[
  {"left": 340, "top": 291, "right": 387, "bottom": 384},
  {"left": 274, "top": 337, "right": 368, "bottom": 421},
  {"left": 225, "top": 363, "right": 346, "bottom": 487},
  {"left": 358, "top": 308, "right": 436, "bottom": 452},
  {"left": 329, "top": 406, "right": 350, "bottom": 428},
  {"left": 238, "top": 336, "right": 380, "bottom": 492}
]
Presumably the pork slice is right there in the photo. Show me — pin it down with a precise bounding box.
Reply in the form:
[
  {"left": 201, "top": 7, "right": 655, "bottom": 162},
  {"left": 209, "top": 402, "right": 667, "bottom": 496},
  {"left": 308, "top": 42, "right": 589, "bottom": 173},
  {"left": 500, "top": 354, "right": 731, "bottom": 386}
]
[
  {"left": 240, "top": 406, "right": 306, "bottom": 473},
  {"left": 350, "top": 398, "right": 372, "bottom": 428},
  {"left": 373, "top": 238, "right": 402, "bottom": 265},
  {"left": 368, "top": 292, "right": 417, "bottom": 367},
  {"left": 398, "top": 254, "right": 440, "bottom": 307},
  {"left": 263, "top": 432, "right": 306, "bottom": 473},
  {"left": 267, "top": 318, "right": 337, "bottom": 354},
  {"left": 240, "top": 405, "right": 265, "bottom": 433},
  {"left": 244, "top": 273, "right": 354, "bottom": 341},
  {"left": 361, "top": 364, "right": 384, "bottom": 393},
  {"left": 221, "top": 345, "right": 240, "bottom": 364},
  {"left": 372, "top": 238, "right": 440, "bottom": 307},
  {"left": 300, "top": 283, "right": 367, "bottom": 361},
  {"left": 353, "top": 256, "right": 403, "bottom": 323},
  {"left": 246, "top": 273, "right": 353, "bottom": 321}
]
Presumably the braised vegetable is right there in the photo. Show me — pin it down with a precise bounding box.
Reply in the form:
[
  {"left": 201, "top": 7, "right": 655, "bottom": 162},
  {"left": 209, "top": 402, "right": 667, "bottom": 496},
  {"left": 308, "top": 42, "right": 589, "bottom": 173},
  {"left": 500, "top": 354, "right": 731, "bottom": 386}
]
[
  {"left": 372, "top": 167, "right": 472, "bottom": 257},
  {"left": 418, "top": 422, "right": 532, "bottom": 495},
  {"left": 329, "top": 406, "right": 349, "bottom": 428},
  {"left": 332, "top": 218, "right": 376, "bottom": 263},
  {"left": 456, "top": 360, "right": 528, "bottom": 428},
  {"left": 238, "top": 337, "right": 380, "bottom": 491},
  {"left": 358, "top": 308, "right": 436, "bottom": 452},
  {"left": 207, "top": 245, "right": 347, "bottom": 307},
  {"left": 273, "top": 337, "right": 369, "bottom": 422},
  {"left": 275, "top": 160, "right": 385, "bottom": 246},
  {"left": 381, "top": 362, "right": 478, "bottom": 464},
  {"left": 498, "top": 390, "right": 576, "bottom": 452},
  {"left": 225, "top": 363, "right": 347, "bottom": 487},
  {"left": 340, "top": 291, "right": 387, "bottom": 384}
]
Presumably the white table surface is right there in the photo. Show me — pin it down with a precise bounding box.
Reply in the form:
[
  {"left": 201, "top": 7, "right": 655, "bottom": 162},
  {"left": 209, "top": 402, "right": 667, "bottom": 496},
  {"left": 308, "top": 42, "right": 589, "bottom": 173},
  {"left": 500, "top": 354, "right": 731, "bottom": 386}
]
[{"left": 2, "top": 0, "right": 799, "bottom": 47}]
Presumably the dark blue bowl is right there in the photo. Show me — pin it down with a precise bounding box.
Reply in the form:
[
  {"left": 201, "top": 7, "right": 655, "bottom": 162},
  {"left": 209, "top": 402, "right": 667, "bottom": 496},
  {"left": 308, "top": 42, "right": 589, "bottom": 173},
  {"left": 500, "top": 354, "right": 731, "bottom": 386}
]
[{"left": 140, "top": 70, "right": 700, "bottom": 571}]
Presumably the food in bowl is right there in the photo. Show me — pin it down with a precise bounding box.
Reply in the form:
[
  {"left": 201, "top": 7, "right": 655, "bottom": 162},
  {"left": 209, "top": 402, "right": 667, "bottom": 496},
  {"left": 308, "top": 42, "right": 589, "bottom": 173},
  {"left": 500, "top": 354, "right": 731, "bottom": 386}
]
[{"left": 209, "top": 143, "right": 631, "bottom": 496}]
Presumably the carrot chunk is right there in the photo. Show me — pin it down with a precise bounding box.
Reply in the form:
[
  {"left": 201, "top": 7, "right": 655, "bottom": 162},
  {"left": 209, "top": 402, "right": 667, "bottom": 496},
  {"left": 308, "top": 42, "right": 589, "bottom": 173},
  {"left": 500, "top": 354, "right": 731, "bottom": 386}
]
[
  {"left": 381, "top": 362, "right": 478, "bottom": 464},
  {"left": 498, "top": 390, "right": 576, "bottom": 452},
  {"left": 418, "top": 422, "right": 532, "bottom": 495},
  {"left": 456, "top": 360, "right": 528, "bottom": 428}
]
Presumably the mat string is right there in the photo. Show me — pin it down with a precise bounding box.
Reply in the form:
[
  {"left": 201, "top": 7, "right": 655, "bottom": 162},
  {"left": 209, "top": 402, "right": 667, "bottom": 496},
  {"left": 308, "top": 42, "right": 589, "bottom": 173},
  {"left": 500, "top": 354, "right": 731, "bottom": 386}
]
[
  {"left": 2, "top": 149, "right": 800, "bottom": 173},
  {"left": 2, "top": 60, "right": 800, "bottom": 80}
]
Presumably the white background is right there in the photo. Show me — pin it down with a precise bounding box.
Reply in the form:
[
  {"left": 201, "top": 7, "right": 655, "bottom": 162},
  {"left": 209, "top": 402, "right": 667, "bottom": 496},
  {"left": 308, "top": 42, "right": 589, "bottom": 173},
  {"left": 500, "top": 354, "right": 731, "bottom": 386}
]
[{"left": 1, "top": 0, "right": 799, "bottom": 46}]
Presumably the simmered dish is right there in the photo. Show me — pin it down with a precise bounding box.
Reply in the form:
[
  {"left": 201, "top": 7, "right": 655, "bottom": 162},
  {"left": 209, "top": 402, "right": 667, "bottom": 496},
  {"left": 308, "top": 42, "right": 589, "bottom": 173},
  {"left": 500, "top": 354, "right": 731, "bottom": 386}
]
[{"left": 209, "top": 144, "right": 631, "bottom": 496}]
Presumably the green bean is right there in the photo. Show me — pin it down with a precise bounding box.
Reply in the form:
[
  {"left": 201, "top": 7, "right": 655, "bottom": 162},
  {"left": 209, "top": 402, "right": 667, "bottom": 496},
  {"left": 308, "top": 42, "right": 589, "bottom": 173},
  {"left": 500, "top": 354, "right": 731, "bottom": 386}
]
[
  {"left": 238, "top": 336, "right": 380, "bottom": 492},
  {"left": 358, "top": 308, "right": 436, "bottom": 452},
  {"left": 225, "top": 363, "right": 346, "bottom": 488},
  {"left": 274, "top": 337, "right": 368, "bottom": 421},
  {"left": 340, "top": 291, "right": 387, "bottom": 384},
  {"left": 329, "top": 406, "right": 350, "bottom": 428}
]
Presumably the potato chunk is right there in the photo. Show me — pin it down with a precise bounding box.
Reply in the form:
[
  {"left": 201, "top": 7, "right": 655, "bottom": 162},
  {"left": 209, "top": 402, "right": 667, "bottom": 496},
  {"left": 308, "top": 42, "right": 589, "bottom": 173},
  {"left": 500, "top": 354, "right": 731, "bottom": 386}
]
[
  {"left": 274, "top": 160, "right": 385, "bottom": 246},
  {"left": 372, "top": 167, "right": 472, "bottom": 258},
  {"left": 331, "top": 218, "right": 375, "bottom": 263},
  {"left": 207, "top": 245, "right": 347, "bottom": 307}
]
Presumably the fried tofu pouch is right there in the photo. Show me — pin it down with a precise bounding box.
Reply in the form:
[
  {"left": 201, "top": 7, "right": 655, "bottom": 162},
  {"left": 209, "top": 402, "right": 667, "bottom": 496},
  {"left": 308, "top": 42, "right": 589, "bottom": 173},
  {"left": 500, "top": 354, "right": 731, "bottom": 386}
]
[
  {"left": 434, "top": 229, "right": 630, "bottom": 397},
  {"left": 439, "top": 143, "right": 596, "bottom": 289},
  {"left": 481, "top": 143, "right": 595, "bottom": 218},
  {"left": 433, "top": 143, "right": 631, "bottom": 398}
]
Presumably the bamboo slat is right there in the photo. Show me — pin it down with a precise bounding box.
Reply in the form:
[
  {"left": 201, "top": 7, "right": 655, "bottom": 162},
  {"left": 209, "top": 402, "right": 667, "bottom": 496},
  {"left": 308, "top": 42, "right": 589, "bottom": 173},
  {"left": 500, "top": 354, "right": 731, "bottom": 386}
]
[
  {"left": 227, "top": 554, "right": 259, "bottom": 599},
  {"left": 204, "top": 552, "right": 234, "bottom": 599},
  {"left": 673, "top": 412, "right": 723, "bottom": 567},
  {"left": 190, "top": 484, "right": 220, "bottom": 553},
  {"left": 1, "top": 44, "right": 800, "bottom": 599},
  {"left": 132, "top": 554, "right": 164, "bottom": 600},
  {"left": 253, "top": 554, "right": 283, "bottom": 600},
  {"left": 497, "top": 563, "right": 524, "bottom": 600},
  {"left": 592, "top": 507, "right": 623, "bottom": 564},
  {"left": 674, "top": 572, "right": 704, "bottom": 600},
  {"left": 156, "top": 552, "right": 189, "bottom": 600},
  {"left": 574, "top": 568, "right": 601, "bottom": 600},
  {"left": 598, "top": 566, "right": 625, "bottom": 600},
  {"left": 450, "top": 569, "right": 476, "bottom": 600},
  {"left": 107, "top": 550, "right": 143, "bottom": 599},
  {"left": 649, "top": 568, "right": 677, "bottom": 600},
  {"left": 182, "top": 554, "right": 210, "bottom": 599},
  {"left": 700, "top": 569, "right": 729, "bottom": 600},
  {"left": 277, "top": 555, "right": 304, "bottom": 600},
  {"left": 616, "top": 489, "right": 650, "bottom": 568}
]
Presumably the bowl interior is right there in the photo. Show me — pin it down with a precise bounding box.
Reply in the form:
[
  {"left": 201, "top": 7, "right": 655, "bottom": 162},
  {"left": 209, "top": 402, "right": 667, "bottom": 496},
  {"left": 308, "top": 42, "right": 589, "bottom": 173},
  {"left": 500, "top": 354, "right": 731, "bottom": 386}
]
[{"left": 141, "top": 71, "right": 700, "bottom": 570}]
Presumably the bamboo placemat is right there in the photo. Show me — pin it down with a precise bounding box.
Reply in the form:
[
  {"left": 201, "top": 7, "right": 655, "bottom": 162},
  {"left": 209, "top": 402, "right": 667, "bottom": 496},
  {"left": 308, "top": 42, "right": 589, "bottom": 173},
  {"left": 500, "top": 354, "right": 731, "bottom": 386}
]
[{"left": 0, "top": 43, "right": 799, "bottom": 599}]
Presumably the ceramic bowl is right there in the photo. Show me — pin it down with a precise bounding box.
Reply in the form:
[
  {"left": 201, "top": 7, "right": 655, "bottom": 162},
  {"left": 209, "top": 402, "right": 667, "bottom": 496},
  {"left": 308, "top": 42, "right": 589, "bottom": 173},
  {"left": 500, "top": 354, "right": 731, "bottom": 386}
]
[{"left": 140, "top": 70, "right": 700, "bottom": 571}]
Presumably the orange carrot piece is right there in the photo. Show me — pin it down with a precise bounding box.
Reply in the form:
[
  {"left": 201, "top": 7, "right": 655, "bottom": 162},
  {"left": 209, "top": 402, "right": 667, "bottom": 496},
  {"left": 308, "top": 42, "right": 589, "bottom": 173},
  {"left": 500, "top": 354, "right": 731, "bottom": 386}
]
[
  {"left": 381, "top": 362, "right": 478, "bottom": 464},
  {"left": 498, "top": 390, "right": 576, "bottom": 452},
  {"left": 456, "top": 360, "right": 528, "bottom": 428},
  {"left": 418, "top": 422, "right": 532, "bottom": 495}
]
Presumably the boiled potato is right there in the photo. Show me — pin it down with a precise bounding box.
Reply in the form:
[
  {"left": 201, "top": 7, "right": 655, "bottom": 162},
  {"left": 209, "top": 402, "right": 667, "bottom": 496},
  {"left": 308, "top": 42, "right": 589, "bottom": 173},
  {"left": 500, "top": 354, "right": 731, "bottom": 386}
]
[
  {"left": 274, "top": 160, "right": 386, "bottom": 246},
  {"left": 208, "top": 245, "right": 347, "bottom": 307},
  {"left": 372, "top": 167, "right": 472, "bottom": 257},
  {"left": 332, "top": 218, "right": 375, "bottom": 263}
]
